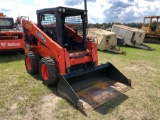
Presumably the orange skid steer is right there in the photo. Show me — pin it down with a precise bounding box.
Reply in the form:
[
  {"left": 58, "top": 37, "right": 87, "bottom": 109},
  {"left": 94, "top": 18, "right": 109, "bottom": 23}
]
[{"left": 22, "top": 4, "right": 131, "bottom": 114}]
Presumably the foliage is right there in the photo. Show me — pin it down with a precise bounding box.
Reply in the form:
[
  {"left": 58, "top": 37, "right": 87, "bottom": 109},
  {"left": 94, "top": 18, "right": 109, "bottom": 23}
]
[{"left": 88, "top": 22, "right": 143, "bottom": 29}]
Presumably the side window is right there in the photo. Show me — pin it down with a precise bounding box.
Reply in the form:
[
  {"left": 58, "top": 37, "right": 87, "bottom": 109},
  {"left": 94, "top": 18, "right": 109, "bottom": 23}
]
[
  {"left": 40, "top": 14, "right": 57, "bottom": 42},
  {"left": 144, "top": 18, "right": 150, "bottom": 27},
  {"left": 65, "top": 15, "right": 83, "bottom": 36},
  {"left": 41, "top": 14, "right": 56, "bottom": 27},
  {"left": 158, "top": 18, "right": 160, "bottom": 29},
  {"left": 151, "top": 18, "right": 157, "bottom": 30}
]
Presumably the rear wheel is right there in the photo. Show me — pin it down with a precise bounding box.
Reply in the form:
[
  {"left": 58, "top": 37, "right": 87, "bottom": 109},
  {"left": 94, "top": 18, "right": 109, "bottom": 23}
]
[
  {"left": 25, "top": 51, "right": 39, "bottom": 74},
  {"left": 39, "top": 57, "right": 59, "bottom": 86}
]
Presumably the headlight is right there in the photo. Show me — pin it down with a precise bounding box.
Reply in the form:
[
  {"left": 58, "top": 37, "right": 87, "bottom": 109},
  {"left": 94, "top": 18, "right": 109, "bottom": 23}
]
[
  {"left": 58, "top": 8, "right": 62, "bottom": 12},
  {"left": 63, "top": 8, "right": 65, "bottom": 12}
]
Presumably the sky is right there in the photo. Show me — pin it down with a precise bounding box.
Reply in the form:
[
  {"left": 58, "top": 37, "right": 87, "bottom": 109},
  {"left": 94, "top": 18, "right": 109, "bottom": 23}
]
[{"left": 0, "top": 0, "right": 160, "bottom": 23}]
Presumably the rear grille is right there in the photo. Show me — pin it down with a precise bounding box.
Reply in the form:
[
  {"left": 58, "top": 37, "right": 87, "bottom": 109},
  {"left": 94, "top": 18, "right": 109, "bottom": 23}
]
[{"left": 0, "top": 33, "right": 23, "bottom": 40}]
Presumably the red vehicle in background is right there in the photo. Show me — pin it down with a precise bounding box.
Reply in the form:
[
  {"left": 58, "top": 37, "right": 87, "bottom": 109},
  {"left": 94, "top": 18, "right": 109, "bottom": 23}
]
[{"left": 0, "top": 12, "right": 24, "bottom": 51}]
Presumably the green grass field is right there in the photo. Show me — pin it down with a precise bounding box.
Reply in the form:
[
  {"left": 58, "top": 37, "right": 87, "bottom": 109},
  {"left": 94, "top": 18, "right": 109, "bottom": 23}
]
[{"left": 0, "top": 44, "right": 160, "bottom": 120}]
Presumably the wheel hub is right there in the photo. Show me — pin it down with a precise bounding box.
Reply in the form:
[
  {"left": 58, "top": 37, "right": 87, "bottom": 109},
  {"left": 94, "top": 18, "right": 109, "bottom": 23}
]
[
  {"left": 26, "top": 57, "right": 31, "bottom": 70},
  {"left": 41, "top": 64, "right": 49, "bottom": 80}
]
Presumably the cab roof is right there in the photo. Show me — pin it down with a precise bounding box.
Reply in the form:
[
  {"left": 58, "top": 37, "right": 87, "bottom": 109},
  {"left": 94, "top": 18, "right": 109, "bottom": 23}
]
[{"left": 36, "top": 6, "right": 86, "bottom": 15}]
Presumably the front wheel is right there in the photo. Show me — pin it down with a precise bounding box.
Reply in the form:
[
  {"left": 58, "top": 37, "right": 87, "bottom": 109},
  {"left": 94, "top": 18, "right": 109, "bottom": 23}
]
[{"left": 39, "top": 57, "right": 59, "bottom": 86}]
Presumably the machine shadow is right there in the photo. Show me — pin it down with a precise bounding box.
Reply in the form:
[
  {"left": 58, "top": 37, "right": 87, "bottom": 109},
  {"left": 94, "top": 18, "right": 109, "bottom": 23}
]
[
  {"left": 48, "top": 85, "right": 60, "bottom": 97},
  {"left": 31, "top": 74, "right": 42, "bottom": 81},
  {"left": 95, "top": 93, "right": 129, "bottom": 115},
  {"left": 99, "top": 50, "right": 125, "bottom": 55},
  {"left": 119, "top": 44, "right": 154, "bottom": 51},
  {"left": 31, "top": 74, "right": 61, "bottom": 97},
  {"left": 30, "top": 74, "right": 61, "bottom": 100},
  {"left": 0, "top": 51, "right": 24, "bottom": 63}
]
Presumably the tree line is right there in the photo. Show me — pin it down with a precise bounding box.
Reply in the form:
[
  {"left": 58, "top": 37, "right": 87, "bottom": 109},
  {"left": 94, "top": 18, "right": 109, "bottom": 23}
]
[{"left": 88, "top": 22, "right": 143, "bottom": 29}]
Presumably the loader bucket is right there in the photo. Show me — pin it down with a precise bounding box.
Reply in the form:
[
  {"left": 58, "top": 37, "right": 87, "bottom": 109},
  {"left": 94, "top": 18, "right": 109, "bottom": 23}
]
[{"left": 58, "top": 62, "right": 131, "bottom": 114}]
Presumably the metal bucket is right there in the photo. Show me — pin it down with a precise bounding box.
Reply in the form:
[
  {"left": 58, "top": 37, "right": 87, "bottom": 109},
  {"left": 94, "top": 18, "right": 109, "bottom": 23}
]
[{"left": 58, "top": 62, "right": 131, "bottom": 114}]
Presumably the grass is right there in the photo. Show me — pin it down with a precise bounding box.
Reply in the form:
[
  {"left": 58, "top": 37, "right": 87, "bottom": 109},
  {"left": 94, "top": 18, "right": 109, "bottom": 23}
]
[{"left": 0, "top": 44, "right": 160, "bottom": 120}]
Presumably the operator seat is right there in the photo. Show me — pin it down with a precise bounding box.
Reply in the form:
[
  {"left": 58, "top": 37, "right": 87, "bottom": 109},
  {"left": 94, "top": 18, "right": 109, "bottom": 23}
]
[
  {"left": 43, "top": 27, "right": 57, "bottom": 42},
  {"left": 62, "top": 28, "right": 70, "bottom": 48}
]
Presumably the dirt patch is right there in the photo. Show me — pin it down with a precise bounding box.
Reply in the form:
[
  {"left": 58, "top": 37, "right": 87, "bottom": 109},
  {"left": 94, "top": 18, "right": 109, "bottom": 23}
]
[
  {"left": 17, "top": 96, "right": 28, "bottom": 101},
  {"left": 146, "top": 66, "right": 156, "bottom": 71},
  {"left": 11, "top": 103, "right": 18, "bottom": 110},
  {"left": 23, "top": 94, "right": 61, "bottom": 120},
  {"left": 125, "top": 61, "right": 156, "bottom": 72},
  {"left": 126, "top": 65, "right": 140, "bottom": 71}
]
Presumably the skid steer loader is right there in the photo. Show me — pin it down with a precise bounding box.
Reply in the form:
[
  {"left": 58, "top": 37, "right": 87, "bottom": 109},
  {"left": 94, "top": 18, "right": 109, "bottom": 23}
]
[
  {"left": 22, "top": 1, "right": 131, "bottom": 114},
  {"left": 111, "top": 24, "right": 154, "bottom": 51},
  {"left": 87, "top": 28, "right": 125, "bottom": 54}
]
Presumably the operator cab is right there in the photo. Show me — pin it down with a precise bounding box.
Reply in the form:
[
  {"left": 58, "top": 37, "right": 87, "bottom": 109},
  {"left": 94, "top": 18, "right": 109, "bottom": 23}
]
[{"left": 37, "top": 7, "right": 88, "bottom": 51}]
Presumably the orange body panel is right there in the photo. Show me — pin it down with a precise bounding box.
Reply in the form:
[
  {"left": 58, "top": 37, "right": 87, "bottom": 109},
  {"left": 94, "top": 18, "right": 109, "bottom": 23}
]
[
  {"left": 0, "top": 39, "right": 24, "bottom": 50},
  {"left": 70, "top": 56, "right": 92, "bottom": 66},
  {"left": 0, "top": 13, "right": 3, "bottom": 17},
  {"left": 0, "top": 31, "right": 24, "bottom": 51}
]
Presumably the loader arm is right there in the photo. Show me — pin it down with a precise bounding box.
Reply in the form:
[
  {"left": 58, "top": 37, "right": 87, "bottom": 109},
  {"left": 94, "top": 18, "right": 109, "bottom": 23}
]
[{"left": 22, "top": 19, "right": 66, "bottom": 74}]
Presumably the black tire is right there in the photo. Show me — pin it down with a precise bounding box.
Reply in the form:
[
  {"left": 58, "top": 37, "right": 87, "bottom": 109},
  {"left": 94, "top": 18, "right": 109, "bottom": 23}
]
[
  {"left": 25, "top": 51, "right": 39, "bottom": 75},
  {"left": 39, "top": 57, "right": 59, "bottom": 86}
]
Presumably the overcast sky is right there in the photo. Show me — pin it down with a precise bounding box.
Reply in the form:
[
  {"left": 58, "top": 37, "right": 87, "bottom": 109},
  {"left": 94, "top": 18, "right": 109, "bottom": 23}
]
[{"left": 0, "top": 0, "right": 159, "bottom": 23}]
